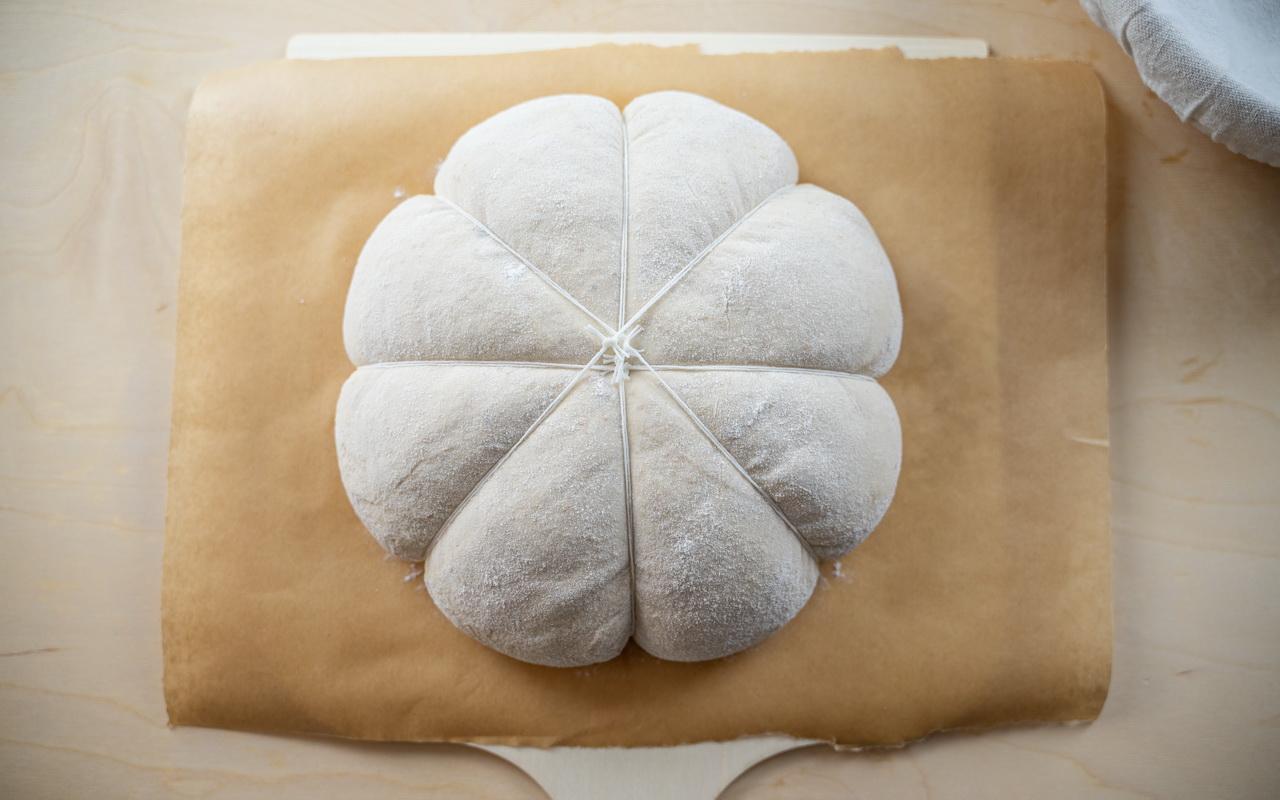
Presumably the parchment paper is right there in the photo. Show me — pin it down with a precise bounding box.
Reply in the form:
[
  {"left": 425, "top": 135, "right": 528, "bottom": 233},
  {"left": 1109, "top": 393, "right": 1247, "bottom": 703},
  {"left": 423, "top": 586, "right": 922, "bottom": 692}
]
[{"left": 163, "top": 46, "right": 1110, "bottom": 747}]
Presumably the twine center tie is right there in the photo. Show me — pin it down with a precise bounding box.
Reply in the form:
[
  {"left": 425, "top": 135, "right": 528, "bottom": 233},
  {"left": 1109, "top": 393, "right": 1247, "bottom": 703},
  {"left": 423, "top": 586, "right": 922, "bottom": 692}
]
[{"left": 587, "top": 324, "right": 643, "bottom": 385}]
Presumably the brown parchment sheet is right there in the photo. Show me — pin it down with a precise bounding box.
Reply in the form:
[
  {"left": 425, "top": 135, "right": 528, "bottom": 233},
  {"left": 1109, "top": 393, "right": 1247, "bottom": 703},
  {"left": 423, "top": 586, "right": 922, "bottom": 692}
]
[{"left": 162, "top": 46, "right": 1110, "bottom": 747}]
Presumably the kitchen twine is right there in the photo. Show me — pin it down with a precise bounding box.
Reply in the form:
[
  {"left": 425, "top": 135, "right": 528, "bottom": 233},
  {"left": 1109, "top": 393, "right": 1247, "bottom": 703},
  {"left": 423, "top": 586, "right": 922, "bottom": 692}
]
[{"left": 419, "top": 172, "right": 831, "bottom": 623}]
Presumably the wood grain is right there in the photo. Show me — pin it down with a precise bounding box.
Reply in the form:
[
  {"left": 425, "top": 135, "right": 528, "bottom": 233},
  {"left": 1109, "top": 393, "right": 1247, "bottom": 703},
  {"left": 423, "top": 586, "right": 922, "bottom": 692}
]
[{"left": 2, "top": 1, "right": 1278, "bottom": 798}]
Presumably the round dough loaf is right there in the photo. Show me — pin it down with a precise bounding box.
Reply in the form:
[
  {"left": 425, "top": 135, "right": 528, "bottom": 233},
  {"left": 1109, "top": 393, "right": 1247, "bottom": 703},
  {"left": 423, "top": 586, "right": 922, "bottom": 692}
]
[{"left": 335, "top": 91, "right": 903, "bottom": 667}]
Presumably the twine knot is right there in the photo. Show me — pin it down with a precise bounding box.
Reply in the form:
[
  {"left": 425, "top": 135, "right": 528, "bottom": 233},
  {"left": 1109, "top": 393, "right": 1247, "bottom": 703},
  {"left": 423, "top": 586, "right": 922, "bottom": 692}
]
[{"left": 587, "top": 324, "right": 643, "bottom": 385}]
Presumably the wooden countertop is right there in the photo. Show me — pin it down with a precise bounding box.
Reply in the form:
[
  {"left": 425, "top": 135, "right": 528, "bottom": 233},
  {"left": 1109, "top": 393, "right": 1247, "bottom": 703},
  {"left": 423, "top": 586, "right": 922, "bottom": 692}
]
[{"left": 2, "top": 2, "right": 1277, "bottom": 797}]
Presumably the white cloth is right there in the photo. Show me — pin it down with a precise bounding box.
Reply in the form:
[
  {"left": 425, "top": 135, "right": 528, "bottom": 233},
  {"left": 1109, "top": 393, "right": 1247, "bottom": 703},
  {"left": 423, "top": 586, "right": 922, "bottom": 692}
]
[{"left": 1082, "top": 0, "right": 1280, "bottom": 167}]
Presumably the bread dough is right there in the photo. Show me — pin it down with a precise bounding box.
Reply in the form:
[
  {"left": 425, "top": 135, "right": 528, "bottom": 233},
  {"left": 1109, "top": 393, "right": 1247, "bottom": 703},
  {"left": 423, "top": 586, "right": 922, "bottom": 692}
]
[{"left": 335, "top": 91, "right": 903, "bottom": 667}]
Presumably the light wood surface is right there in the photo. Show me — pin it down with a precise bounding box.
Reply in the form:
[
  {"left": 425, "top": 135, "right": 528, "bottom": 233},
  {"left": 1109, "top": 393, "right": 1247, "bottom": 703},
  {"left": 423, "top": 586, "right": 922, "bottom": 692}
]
[{"left": 2, "top": 2, "right": 1278, "bottom": 799}]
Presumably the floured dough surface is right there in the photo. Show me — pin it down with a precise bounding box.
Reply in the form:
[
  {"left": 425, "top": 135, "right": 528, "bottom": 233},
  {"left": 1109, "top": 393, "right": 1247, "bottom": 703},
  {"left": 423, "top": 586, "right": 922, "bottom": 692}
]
[{"left": 336, "top": 91, "right": 903, "bottom": 667}]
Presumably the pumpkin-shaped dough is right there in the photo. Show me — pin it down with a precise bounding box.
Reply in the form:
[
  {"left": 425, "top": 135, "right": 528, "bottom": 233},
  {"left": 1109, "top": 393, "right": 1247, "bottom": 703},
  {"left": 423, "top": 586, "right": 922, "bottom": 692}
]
[{"left": 335, "top": 91, "right": 903, "bottom": 667}]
